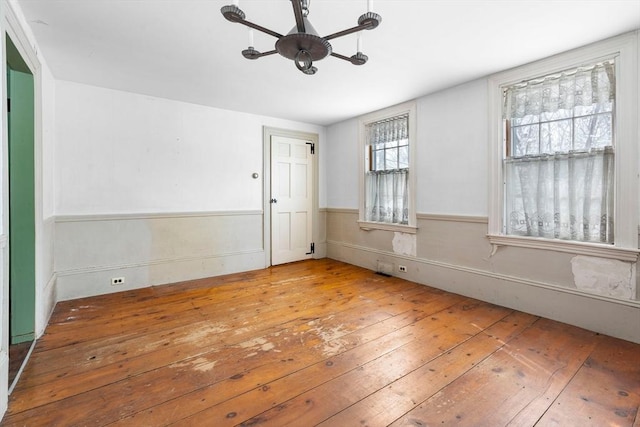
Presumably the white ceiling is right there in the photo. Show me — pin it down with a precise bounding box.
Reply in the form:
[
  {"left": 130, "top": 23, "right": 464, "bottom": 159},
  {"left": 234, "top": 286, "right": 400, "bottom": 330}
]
[{"left": 15, "top": 0, "right": 640, "bottom": 126}]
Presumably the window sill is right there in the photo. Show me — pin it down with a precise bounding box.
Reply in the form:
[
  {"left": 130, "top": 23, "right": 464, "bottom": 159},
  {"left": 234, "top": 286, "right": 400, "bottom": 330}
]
[
  {"left": 487, "top": 234, "right": 639, "bottom": 262},
  {"left": 358, "top": 221, "right": 418, "bottom": 234}
]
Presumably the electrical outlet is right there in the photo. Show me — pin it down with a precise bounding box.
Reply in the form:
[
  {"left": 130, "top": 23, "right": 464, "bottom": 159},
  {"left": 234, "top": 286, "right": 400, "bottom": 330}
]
[
  {"left": 111, "top": 277, "right": 125, "bottom": 286},
  {"left": 398, "top": 265, "right": 407, "bottom": 273}
]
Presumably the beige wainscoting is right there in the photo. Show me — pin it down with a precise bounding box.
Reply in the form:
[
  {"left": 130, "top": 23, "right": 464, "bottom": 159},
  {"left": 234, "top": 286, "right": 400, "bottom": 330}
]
[
  {"left": 326, "top": 208, "right": 640, "bottom": 343},
  {"left": 55, "top": 211, "right": 266, "bottom": 300}
]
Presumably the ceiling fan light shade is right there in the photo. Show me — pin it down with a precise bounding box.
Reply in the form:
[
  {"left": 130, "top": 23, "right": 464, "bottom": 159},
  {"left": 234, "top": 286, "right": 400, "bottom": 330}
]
[
  {"left": 358, "top": 12, "right": 382, "bottom": 29},
  {"left": 242, "top": 47, "right": 261, "bottom": 60},
  {"left": 221, "top": 5, "right": 245, "bottom": 23},
  {"left": 350, "top": 52, "right": 368, "bottom": 65}
]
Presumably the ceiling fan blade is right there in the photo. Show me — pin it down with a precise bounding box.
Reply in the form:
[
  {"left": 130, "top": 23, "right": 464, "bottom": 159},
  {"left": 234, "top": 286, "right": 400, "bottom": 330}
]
[
  {"left": 236, "top": 19, "right": 283, "bottom": 39},
  {"left": 258, "top": 50, "right": 278, "bottom": 58},
  {"left": 324, "top": 13, "right": 381, "bottom": 41}
]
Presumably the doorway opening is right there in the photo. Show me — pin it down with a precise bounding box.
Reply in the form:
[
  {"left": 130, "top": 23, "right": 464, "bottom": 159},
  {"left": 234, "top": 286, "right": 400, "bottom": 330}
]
[{"left": 6, "top": 34, "right": 36, "bottom": 391}]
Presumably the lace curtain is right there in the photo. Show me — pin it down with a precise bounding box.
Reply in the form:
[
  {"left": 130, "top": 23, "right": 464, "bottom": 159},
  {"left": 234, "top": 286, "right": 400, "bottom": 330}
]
[
  {"left": 365, "top": 169, "right": 408, "bottom": 224},
  {"left": 504, "top": 60, "right": 615, "bottom": 243},
  {"left": 365, "top": 114, "right": 409, "bottom": 224}
]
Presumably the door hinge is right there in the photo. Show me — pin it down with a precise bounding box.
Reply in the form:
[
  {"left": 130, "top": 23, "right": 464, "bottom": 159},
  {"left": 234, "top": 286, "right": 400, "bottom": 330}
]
[
  {"left": 306, "top": 142, "right": 315, "bottom": 154},
  {"left": 7, "top": 98, "right": 10, "bottom": 113},
  {"left": 306, "top": 242, "right": 315, "bottom": 255}
]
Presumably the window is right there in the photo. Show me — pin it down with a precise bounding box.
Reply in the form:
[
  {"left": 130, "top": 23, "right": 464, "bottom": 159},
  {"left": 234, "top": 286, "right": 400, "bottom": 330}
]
[
  {"left": 358, "top": 101, "right": 417, "bottom": 233},
  {"left": 488, "top": 33, "right": 639, "bottom": 261},
  {"left": 504, "top": 60, "right": 615, "bottom": 243}
]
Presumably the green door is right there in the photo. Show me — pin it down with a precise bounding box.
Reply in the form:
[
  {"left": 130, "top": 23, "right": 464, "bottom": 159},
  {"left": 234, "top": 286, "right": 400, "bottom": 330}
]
[{"left": 7, "top": 36, "right": 35, "bottom": 344}]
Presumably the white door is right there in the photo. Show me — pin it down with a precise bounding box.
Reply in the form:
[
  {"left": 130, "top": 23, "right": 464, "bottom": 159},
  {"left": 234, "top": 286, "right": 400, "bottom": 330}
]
[{"left": 271, "top": 135, "right": 314, "bottom": 265}]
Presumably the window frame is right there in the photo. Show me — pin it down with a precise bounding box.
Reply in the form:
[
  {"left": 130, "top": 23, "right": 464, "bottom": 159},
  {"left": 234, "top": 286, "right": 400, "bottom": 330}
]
[
  {"left": 358, "top": 101, "right": 417, "bottom": 233},
  {"left": 487, "top": 32, "right": 639, "bottom": 262}
]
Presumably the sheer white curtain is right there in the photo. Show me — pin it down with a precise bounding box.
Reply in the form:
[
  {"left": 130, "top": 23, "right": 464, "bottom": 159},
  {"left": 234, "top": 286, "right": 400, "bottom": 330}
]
[
  {"left": 365, "top": 115, "right": 409, "bottom": 224},
  {"left": 504, "top": 60, "right": 615, "bottom": 243},
  {"left": 365, "top": 169, "right": 408, "bottom": 224}
]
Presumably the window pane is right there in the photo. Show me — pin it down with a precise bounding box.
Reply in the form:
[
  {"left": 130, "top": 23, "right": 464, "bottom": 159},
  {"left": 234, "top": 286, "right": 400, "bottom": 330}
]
[
  {"left": 574, "top": 113, "right": 612, "bottom": 150},
  {"left": 511, "top": 114, "right": 539, "bottom": 127},
  {"left": 398, "top": 146, "right": 409, "bottom": 169},
  {"left": 540, "top": 119, "right": 572, "bottom": 153},
  {"left": 385, "top": 148, "right": 398, "bottom": 170},
  {"left": 373, "top": 148, "right": 384, "bottom": 171},
  {"left": 575, "top": 100, "right": 613, "bottom": 116},
  {"left": 385, "top": 141, "right": 398, "bottom": 149},
  {"left": 541, "top": 108, "right": 572, "bottom": 122},
  {"left": 512, "top": 124, "right": 540, "bottom": 157}
]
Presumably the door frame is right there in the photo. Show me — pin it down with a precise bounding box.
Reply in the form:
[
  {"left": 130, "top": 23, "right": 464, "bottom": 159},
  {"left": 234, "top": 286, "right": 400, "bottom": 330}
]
[
  {"left": 1, "top": 0, "right": 44, "bottom": 403},
  {"left": 7, "top": 40, "right": 36, "bottom": 344},
  {"left": 263, "top": 127, "right": 319, "bottom": 267}
]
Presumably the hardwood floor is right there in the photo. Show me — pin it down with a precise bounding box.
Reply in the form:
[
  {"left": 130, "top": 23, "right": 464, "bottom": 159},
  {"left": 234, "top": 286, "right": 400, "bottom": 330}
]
[{"left": 2, "top": 259, "right": 639, "bottom": 426}]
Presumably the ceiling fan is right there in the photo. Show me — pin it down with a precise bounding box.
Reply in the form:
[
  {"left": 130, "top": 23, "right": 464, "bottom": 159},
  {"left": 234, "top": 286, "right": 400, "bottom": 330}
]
[{"left": 220, "top": 0, "right": 382, "bottom": 75}]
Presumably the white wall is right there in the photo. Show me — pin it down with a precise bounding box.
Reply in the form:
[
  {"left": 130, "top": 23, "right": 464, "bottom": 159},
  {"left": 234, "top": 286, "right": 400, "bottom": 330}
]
[
  {"left": 326, "top": 118, "right": 358, "bottom": 209},
  {"left": 55, "top": 81, "right": 326, "bottom": 215},
  {"left": 416, "top": 79, "right": 488, "bottom": 215}
]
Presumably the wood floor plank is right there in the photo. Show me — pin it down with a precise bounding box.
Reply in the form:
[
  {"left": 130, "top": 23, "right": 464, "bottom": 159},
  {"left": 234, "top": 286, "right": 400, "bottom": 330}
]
[
  {"left": 9, "top": 288, "right": 431, "bottom": 413},
  {"left": 38, "top": 265, "right": 357, "bottom": 351},
  {"left": 385, "top": 318, "right": 598, "bottom": 427},
  {"left": 20, "top": 266, "right": 416, "bottom": 383},
  {"left": 9, "top": 291, "right": 459, "bottom": 425},
  {"left": 318, "top": 310, "right": 539, "bottom": 427},
  {"left": 9, "top": 281, "right": 434, "bottom": 413},
  {"left": 111, "top": 294, "right": 466, "bottom": 426},
  {"left": 535, "top": 334, "right": 640, "bottom": 426},
  {"left": 214, "top": 301, "right": 514, "bottom": 427},
  {"left": 4, "top": 265, "right": 444, "bottom": 424},
  {"left": 2, "top": 259, "right": 639, "bottom": 427}
]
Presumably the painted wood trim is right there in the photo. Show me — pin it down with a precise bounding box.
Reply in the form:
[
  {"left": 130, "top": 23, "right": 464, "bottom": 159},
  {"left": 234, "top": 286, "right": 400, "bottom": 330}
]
[
  {"left": 358, "top": 101, "right": 418, "bottom": 228},
  {"left": 0, "top": 350, "right": 7, "bottom": 414},
  {"left": 55, "top": 210, "right": 264, "bottom": 223},
  {"left": 327, "top": 209, "right": 489, "bottom": 226},
  {"left": 326, "top": 239, "right": 640, "bottom": 308},
  {"left": 326, "top": 208, "right": 358, "bottom": 214},
  {"left": 488, "top": 234, "right": 639, "bottom": 262},
  {"left": 357, "top": 220, "right": 418, "bottom": 234},
  {"left": 416, "top": 214, "right": 488, "bottom": 224},
  {"left": 55, "top": 249, "right": 265, "bottom": 277},
  {"left": 36, "top": 273, "right": 56, "bottom": 337}
]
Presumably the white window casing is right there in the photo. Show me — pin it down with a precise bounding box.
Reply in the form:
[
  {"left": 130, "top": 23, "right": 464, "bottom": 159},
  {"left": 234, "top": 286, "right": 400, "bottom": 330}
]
[
  {"left": 488, "top": 31, "right": 639, "bottom": 262},
  {"left": 358, "top": 100, "right": 417, "bottom": 233}
]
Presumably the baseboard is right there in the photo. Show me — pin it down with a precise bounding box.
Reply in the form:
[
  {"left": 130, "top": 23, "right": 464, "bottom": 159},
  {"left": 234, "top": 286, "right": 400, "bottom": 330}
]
[
  {"left": 36, "top": 273, "right": 57, "bottom": 337},
  {"left": 56, "top": 250, "right": 266, "bottom": 301},
  {"left": 313, "top": 241, "right": 328, "bottom": 259},
  {"left": 327, "top": 240, "right": 640, "bottom": 344}
]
